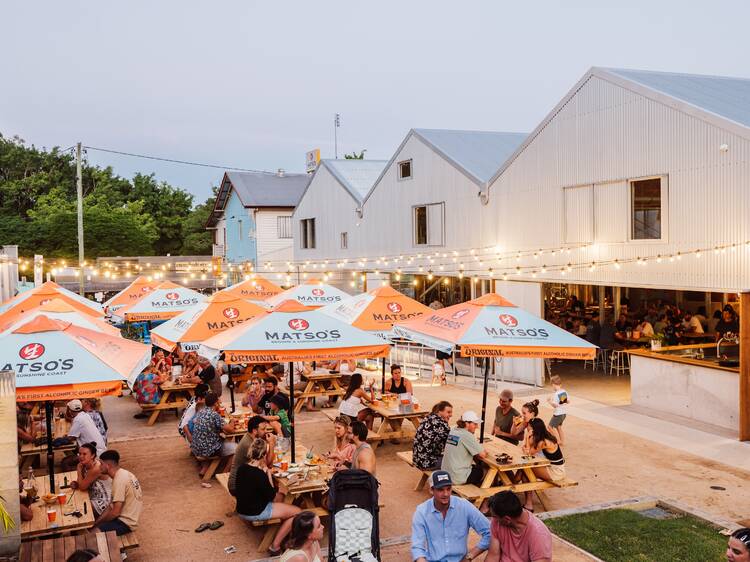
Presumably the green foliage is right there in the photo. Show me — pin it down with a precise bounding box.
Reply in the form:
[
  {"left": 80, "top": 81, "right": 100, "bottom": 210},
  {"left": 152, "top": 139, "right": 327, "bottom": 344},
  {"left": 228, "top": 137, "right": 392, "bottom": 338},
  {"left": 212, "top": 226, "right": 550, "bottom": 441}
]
[
  {"left": 0, "top": 133, "right": 215, "bottom": 258},
  {"left": 344, "top": 149, "right": 367, "bottom": 160},
  {"left": 546, "top": 508, "right": 726, "bottom": 562}
]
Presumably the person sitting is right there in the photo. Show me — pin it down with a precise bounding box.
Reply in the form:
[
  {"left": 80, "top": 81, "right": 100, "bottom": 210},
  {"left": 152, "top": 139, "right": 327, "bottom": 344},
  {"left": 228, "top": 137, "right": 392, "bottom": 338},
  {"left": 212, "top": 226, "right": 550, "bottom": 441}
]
[
  {"left": 485, "top": 491, "right": 552, "bottom": 562},
  {"left": 653, "top": 313, "right": 668, "bottom": 334},
  {"left": 261, "top": 376, "right": 290, "bottom": 416},
  {"left": 726, "top": 528, "right": 750, "bottom": 562},
  {"left": 338, "top": 373, "right": 375, "bottom": 429},
  {"left": 61, "top": 400, "right": 107, "bottom": 470},
  {"left": 93, "top": 450, "right": 143, "bottom": 536},
  {"left": 521, "top": 418, "right": 566, "bottom": 512},
  {"left": 16, "top": 407, "right": 34, "bottom": 445},
  {"left": 18, "top": 477, "right": 33, "bottom": 522},
  {"left": 715, "top": 309, "right": 740, "bottom": 341},
  {"left": 229, "top": 415, "right": 275, "bottom": 496},
  {"left": 280, "top": 511, "right": 325, "bottom": 562},
  {"left": 514, "top": 399, "right": 539, "bottom": 444},
  {"left": 235, "top": 438, "right": 301, "bottom": 556},
  {"left": 179, "top": 383, "right": 209, "bottom": 443},
  {"left": 585, "top": 313, "right": 601, "bottom": 346},
  {"left": 266, "top": 394, "right": 292, "bottom": 437},
  {"left": 635, "top": 317, "right": 654, "bottom": 337},
  {"left": 71, "top": 442, "right": 111, "bottom": 518},
  {"left": 681, "top": 311, "right": 704, "bottom": 334},
  {"left": 82, "top": 399, "right": 108, "bottom": 444},
  {"left": 492, "top": 390, "right": 520, "bottom": 445},
  {"left": 189, "top": 393, "right": 237, "bottom": 477},
  {"left": 441, "top": 411, "right": 487, "bottom": 486},
  {"left": 326, "top": 416, "right": 356, "bottom": 471},
  {"left": 412, "top": 401, "right": 452, "bottom": 471},
  {"left": 149, "top": 349, "right": 171, "bottom": 378},
  {"left": 614, "top": 313, "right": 630, "bottom": 332},
  {"left": 197, "top": 356, "right": 223, "bottom": 397},
  {"left": 131, "top": 367, "right": 168, "bottom": 416},
  {"left": 180, "top": 352, "right": 200, "bottom": 382},
  {"left": 241, "top": 376, "right": 265, "bottom": 412},
  {"left": 350, "top": 421, "right": 376, "bottom": 475},
  {"left": 385, "top": 364, "right": 413, "bottom": 395}
]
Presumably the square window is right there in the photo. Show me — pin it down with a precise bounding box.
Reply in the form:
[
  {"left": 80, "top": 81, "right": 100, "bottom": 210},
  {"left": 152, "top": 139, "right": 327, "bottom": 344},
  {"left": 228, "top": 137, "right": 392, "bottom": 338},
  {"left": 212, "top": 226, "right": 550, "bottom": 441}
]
[
  {"left": 631, "top": 178, "right": 662, "bottom": 240},
  {"left": 398, "top": 160, "right": 412, "bottom": 180}
]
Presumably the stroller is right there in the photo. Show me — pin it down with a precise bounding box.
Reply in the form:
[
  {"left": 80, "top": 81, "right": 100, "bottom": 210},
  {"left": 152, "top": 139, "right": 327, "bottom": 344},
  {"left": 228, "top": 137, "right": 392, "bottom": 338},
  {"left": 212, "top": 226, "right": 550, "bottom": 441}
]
[{"left": 327, "top": 469, "right": 380, "bottom": 562}]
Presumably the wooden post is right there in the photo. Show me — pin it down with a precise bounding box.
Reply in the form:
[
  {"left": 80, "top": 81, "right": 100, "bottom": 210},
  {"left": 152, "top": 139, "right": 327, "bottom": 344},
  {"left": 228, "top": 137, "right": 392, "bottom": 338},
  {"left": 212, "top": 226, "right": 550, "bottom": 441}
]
[
  {"left": 598, "top": 286, "right": 606, "bottom": 326},
  {"left": 740, "top": 293, "right": 750, "bottom": 441}
]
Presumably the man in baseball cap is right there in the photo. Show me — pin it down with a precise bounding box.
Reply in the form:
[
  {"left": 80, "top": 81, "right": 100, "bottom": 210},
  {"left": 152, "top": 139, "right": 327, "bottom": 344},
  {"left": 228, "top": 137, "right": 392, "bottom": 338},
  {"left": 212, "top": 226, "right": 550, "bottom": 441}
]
[
  {"left": 411, "top": 469, "right": 490, "bottom": 562},
  {"left": 60, "top": 397, "right": 106, "bottom": 470},
  {"left": 440, "top": 410, "right": 488, "bottom": 488}
]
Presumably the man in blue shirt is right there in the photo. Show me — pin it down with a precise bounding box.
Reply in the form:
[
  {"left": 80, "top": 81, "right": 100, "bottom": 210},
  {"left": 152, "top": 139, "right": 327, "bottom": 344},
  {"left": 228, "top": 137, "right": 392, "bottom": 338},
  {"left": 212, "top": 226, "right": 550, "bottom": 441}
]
[{"left": 411, "top": 470, "right": 490, "bottom": 562}]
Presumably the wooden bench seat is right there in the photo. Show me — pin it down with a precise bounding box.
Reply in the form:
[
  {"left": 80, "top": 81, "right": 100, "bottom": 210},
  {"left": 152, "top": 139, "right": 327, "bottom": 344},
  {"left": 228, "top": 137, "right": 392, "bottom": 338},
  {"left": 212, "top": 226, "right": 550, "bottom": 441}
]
[
  {"left": 194, "top": 454, "right": 221, "bottom": 482},
  {"left": 396, "top": 450, "right": 432, "bottom": 491},
  {"left": 117, "top": 532, "right": 140, "bottom": 550},
  {"left": 453, "top": 478, "right": 578, "bottom": 507}
]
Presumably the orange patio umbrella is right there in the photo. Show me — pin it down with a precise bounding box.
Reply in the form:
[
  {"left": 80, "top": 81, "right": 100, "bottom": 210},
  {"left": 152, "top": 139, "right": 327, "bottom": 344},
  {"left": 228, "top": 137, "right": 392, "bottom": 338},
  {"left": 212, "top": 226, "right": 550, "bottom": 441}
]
[
  {"left": 0, "top": 298, "right": 121, "bottom": 337},
  {"left": 103, "top": 276, "right": 162, "bottom": 312},
  {"left": 218, "top": 276, "right": 284, "bottom": 301},
  {"left": 150, "top": 292, "right": 267, "bottom": 352},
  {"left": 0, "top": 282, "right": 103, "bottom": 328}
]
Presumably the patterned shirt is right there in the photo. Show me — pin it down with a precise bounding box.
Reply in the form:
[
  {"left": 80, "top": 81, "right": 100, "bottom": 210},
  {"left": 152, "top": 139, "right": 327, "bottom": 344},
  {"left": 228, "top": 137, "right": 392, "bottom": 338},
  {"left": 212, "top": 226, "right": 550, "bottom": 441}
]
[
  {"left": 190, "top": 408, "right": 224, "bottom": 457},
  {"left": 133, "top": 373, "right": 162, "bottom": 405},
  {"left": 412, "top": 413, "right": 450, "bottom": 470}
]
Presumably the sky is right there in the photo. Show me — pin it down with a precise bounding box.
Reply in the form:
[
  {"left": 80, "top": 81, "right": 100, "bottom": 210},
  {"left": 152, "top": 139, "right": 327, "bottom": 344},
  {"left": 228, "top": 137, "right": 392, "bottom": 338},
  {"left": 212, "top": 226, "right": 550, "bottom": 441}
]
[{"left": 2, "top": 1, "right": 749, "bottom": 204}]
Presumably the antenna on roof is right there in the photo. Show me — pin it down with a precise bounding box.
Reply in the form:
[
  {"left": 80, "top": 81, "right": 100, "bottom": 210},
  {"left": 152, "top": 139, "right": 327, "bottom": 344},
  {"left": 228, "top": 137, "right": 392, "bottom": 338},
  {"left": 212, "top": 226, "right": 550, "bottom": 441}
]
[{"left": 334, "top": 113, "right": 341, "bottom": 159}]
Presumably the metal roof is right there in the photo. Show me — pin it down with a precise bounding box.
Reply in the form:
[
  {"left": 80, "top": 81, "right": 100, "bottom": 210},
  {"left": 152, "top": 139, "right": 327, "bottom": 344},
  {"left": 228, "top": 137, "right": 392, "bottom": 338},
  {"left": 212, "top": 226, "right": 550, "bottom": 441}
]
[
  {"left": 207, "top": 171, "right": 309, "bottom": 226},
  {"left": 604, "top": 67, "right": 750, "bottom": 129},
  {"left": 413, "top": 129, "right": 528, "bottom": 184},
  {"left": 321, "top": 159, "right": 389, "bottom": 203}
]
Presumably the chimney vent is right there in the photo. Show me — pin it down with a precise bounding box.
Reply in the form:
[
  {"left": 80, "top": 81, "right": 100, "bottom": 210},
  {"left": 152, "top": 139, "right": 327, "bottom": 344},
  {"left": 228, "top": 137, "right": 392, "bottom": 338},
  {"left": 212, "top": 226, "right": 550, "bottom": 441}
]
[{"left": 277, "top": 168, "right": 285, "bottom": 177}]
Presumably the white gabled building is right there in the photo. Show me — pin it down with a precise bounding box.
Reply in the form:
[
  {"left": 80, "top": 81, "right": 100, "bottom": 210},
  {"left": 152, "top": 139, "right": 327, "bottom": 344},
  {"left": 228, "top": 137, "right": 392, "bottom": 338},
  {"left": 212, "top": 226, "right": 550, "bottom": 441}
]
[{"left": 292, "top": 159, "right": 388, "bottom": 262}]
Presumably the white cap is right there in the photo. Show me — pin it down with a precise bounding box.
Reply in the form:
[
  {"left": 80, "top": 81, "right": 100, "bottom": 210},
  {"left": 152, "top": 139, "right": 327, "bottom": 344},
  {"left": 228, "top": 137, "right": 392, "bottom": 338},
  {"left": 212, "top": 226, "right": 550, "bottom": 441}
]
[
  {"left": 461, "top": 410, "right": 481, "bottom": 423},
  {"left": 66, "top": 399, "right": 83, "bottom": 412}
]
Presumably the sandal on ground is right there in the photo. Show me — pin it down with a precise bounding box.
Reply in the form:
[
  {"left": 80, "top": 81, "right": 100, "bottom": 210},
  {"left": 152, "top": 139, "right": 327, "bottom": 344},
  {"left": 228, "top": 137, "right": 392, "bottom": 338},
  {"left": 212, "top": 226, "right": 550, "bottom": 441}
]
[
  {"left": 194, "top": 522, "right": 211, "bottom": 532},
  {"left": 209, "top": 520, "right": 224, "bottom": 530},
  {"left": 132, "top": 413, "right": 148, "bottom": 419}
]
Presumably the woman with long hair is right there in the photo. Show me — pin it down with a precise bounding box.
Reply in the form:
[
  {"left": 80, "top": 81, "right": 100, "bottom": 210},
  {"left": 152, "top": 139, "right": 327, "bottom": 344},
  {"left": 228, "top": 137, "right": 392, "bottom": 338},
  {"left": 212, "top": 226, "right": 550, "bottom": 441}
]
[
  {"left": 280, "top": 511, "right": 324, "bottom": 562},
  {"left": 326, "top": 416, "right": 355, "bottom": 470},
  {"left": 521, "top": 417, "right": 566, "bottom": 511},
  {"left": 71, "top": 442, "right": 112, "bottom": 517},
  {"left": 337, "top": 373, "right": 375, "bottom": 429},
  {"left": 512, "top": 399, "right": 539, "bottom": 444}
]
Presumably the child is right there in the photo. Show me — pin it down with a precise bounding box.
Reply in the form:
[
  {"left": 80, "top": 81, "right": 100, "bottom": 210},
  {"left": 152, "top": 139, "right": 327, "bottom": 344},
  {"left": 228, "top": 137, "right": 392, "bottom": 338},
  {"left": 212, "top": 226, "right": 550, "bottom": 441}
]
[
  {"left": 267, "top": 394, "right": 291, "bottom": 438},
  {"left": 547, "top": 375, "right": 569, "bottom": 445}
]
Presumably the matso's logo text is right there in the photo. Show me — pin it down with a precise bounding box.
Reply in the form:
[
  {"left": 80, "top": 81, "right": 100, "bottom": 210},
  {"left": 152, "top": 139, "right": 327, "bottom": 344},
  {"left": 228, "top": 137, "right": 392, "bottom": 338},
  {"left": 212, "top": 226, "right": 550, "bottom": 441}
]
[{"left": 266, "top": 317, "right": 341, "bottom": 341}]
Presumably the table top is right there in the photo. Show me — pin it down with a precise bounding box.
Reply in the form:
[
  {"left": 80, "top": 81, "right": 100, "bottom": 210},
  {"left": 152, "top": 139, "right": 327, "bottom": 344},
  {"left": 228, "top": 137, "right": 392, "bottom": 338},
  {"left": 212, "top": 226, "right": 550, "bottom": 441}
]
[
  {"left": 479, "top": 436, "right": 550, "bottom": 471},
  {"left": 273, "top": 445, "right": 330, "bottom": 494},
  {"left": 304, "top": 371, "right": 344, "bottom": 380},
  {"left": 21, "top": 471, "right": 94, "bottom": 538},
  {"left": 369, "top": 403, "right": 428, "bottom": 419},
  {"left": 160, "top": 381, "right": 197, "bottom": 391}
]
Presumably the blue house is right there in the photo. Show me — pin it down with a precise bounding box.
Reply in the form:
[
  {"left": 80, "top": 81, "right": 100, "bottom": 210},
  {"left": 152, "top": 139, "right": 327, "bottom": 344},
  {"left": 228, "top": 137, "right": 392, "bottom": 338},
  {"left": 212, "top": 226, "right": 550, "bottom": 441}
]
[{"left": 206, "top": 170, "right": 309, "bottom": 267}]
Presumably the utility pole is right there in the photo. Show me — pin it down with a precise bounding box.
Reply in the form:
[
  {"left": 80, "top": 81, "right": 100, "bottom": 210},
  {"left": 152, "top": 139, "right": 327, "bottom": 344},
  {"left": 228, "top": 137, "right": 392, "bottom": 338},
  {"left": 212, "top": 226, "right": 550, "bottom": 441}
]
[
  {"left": 76, "top": 142, "right": 85, "bottom": 296},
  {"left": 334, "top": 113, "right": 340, "bottom": 159}
]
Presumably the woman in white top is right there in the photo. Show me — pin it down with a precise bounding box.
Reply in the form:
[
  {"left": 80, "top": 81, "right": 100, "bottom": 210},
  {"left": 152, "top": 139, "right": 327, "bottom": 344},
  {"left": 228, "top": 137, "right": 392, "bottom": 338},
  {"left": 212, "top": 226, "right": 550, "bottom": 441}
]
[
  {"left": 280, "top": 511, "right": 324, "bottom": 562},
  {"left": 338, "top": 373, "right": 375, "bottom": 429},
  {"left": 636, "top": 319, "right": 655, "bottom": 337}
]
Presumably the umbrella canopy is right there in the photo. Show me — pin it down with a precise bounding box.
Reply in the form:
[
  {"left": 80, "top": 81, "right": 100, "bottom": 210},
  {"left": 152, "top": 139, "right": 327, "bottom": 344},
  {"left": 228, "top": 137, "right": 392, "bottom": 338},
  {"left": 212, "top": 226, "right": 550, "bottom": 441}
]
[
  {"left": 0, "top": 281, "right": 102, "bottom": 320},
  {"left": 266, "top": 279, "right": 350, "bottom": 309},
  {"left": 393, "top": 293, "right": 596, "bottom": 359},
  {"left": 112, "top": 281, "right": 206, "bottom": 322},
  {"left": 0, "top": 298, "right": 121, "bottom": 337},
  {"left": 103, "top": 276, "right": 162, "bottom": 312},
  {"left": 1, "top": 315, "right": 151, "bottom": 401},
  {"left": 218, "top": 276, "right": 284, "bottom": 301},
  {"left": 151, "top": 292, "right": 267, "bottom": 352},
  {"left": 200, "top": 300, "right": 390, "bottom": 364},
  {"left": 320, "top": 285, "right": 432, "bottom": 340}
]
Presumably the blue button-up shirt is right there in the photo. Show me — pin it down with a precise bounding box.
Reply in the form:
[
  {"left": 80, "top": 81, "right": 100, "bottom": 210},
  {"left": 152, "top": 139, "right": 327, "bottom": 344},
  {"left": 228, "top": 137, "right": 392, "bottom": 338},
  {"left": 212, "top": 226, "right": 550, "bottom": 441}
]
[{"left": 411, "top": 496, "right": 491, "bottom": 562}]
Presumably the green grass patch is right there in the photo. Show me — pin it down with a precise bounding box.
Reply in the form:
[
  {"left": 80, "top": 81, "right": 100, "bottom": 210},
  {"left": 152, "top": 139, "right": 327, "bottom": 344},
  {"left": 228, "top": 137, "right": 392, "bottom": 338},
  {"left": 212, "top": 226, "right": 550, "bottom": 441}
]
[{"left": 546, "top": 508, "right": 726, "bottom": 562}]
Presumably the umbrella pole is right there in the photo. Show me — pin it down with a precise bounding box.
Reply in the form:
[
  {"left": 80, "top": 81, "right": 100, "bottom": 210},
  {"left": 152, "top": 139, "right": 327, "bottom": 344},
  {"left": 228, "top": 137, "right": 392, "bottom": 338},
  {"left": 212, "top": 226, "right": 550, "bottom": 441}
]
[
  {"left": 45, "top": 401, "right": 56, "bottom": 493},
  {"left": 480, "top": 359, "right": 490, "bottom": 444},
  {"left": 228, "top": 369, "right": 236, "bottom": 413},
  {"left": 288, "top": 361, "right": 295, "bottom": 464},
  {"left": 381, "top": 357, "right": 386, "bottom": 394}
]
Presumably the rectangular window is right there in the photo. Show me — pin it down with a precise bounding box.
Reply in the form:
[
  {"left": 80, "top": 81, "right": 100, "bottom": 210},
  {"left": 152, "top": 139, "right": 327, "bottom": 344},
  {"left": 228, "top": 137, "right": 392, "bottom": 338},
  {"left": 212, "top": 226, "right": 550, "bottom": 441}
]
[
  {"left": 300, "top": 218, "right": 316, "bottom": 249},
  {"left": 413, "top": 202, "right": 444, "bottom": 246},
  {"left": 631, "top": 178, "right": 662, "bottom": 240},
  {"left": 398, "top": 159, "right": 412, "bottom": 180},
  {"left": 340, "top": 232, "right": 348, "bottom": 249},
  {"left": 277, "top": 216, "right": 292, "bottom": 239}
]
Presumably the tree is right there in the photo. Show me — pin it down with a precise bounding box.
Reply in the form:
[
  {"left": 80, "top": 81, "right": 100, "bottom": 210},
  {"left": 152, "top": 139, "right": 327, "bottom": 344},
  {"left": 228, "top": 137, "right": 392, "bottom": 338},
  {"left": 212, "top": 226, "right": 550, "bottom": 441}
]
[
  {"left": 344, "top": 149, "right": 367, "bottom": 160},
  {"left": 181, "top": 194, "right": 216, "bottom": 255}
]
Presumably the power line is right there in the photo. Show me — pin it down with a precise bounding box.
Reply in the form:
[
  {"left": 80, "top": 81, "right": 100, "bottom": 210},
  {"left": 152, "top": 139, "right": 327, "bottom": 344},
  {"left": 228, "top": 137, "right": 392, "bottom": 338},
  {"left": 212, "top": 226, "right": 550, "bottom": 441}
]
[{"left": 83, "top": 145, "right": 276, "bottom": 174}]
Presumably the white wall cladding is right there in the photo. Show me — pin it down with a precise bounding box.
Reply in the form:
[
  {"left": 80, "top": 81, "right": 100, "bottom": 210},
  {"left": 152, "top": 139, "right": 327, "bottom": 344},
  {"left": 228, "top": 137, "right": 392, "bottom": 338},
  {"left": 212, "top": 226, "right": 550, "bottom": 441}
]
[
  {"left": 256, "top": 210, "right": 294, "bottom": 265},
  {"left": 358, "top": 134, "right": 485, "bottom": 257},
  {"left": 485, "top": 75, "right": 750, "bottom": 291},
  {"left": 292, "top": 165, "right": 361, "bottom": 262}
]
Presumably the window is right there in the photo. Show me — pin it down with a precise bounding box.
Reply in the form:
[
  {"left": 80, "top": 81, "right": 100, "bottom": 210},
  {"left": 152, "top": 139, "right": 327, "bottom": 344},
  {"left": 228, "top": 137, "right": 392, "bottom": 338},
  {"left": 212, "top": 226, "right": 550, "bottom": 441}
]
[
  {"left": 413, "top": 202, "right": 444, "bottom": 246},
  {"left": 300, "top": 218, "right": 316, "bottom": 249},
  {"left": 340, "top": 232, "right": 348, "bottom": 249},
  {"left": 398, "top": 159, "right": 412, "bottom": 180},
  {"left": 277, "top": 216, "right": 292, "bottom": 239},
  {"left": 631, "top": 178, "right": 663, "bottom": 240}
]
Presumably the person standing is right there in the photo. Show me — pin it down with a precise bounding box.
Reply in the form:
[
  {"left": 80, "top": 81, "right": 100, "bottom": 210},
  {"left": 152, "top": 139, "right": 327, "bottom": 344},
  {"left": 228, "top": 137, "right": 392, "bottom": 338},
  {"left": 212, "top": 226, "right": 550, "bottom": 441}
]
[
  {"left": 492, "top": 390, "right": 520, "bottom": 445},
  {"left": 485, "top": 491, "right": 552, "bottom": 562},
  {"left": 94, "top": 450, "right": 143, "bottom": 536},
  {"left": 411, "top": 470, "right": 490, "bottom": 562},
  {"left": 546, "top": 376, "right": 569, "bottom": 445}
]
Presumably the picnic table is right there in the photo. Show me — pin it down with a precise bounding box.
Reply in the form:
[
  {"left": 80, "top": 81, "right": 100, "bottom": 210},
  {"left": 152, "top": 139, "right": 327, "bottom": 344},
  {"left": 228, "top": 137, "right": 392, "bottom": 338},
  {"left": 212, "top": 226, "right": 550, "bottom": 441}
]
[
  {"left": 19, "top": 417, "right": 74, "bottom": 472},
  {"left": 139, "top": 380, "right": 196, "bottom": 426},
  {"left": 369, "top": 403, "right": 429, "bottom": 446},
  {"left": 20, "top": 530, "right": 120, "bottom": 562},
  {"left": 292, "top": 371, "right": 346, "bottom": 413},
  {"left": 21, "top": 471, "right": 94, "bottom": 540}
]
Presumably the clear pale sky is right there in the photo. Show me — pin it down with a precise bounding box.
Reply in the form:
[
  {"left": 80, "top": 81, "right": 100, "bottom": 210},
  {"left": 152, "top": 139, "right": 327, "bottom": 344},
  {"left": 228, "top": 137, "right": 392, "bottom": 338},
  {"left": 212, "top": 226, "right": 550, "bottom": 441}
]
[{"left": 2, "top": 1, "right": 748, "bottom": 203}]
